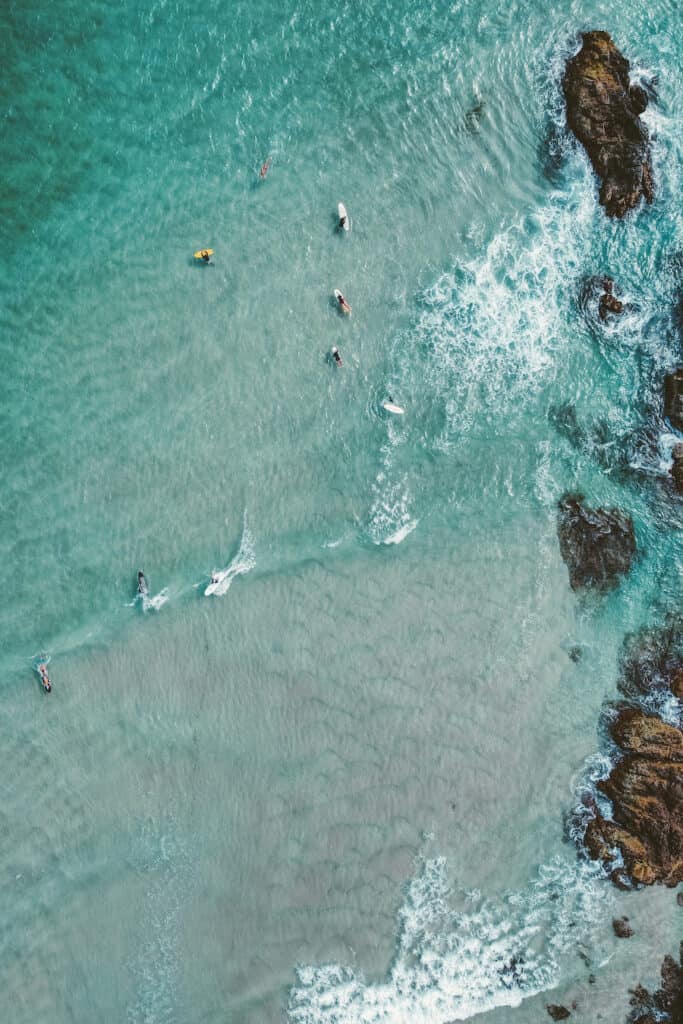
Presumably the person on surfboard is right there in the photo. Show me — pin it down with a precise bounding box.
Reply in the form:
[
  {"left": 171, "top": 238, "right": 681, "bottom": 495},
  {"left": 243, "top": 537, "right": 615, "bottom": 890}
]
[
  {"left": 336, "top": 291, "right": 351, "bottom": 314},
  {"left": 259, "top": 157, "right": 271, "bottom": 179},
  {"left": 38, "top": 663, "right": 51, "bottom": 693},
  {"left": 331, "top": 346, "right": 343, "bottom": 367},
  {"left": 200, "top": 249, "right": 211, "bottom": 263},
  {"left": 338, "top": 213, "right": 347, "bottom": 230}
]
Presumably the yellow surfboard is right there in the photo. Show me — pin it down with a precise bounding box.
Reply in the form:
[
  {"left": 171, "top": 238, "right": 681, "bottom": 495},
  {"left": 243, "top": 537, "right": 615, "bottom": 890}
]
[{"left": 194, "top": 248, "right": 214, "bottom": 259}]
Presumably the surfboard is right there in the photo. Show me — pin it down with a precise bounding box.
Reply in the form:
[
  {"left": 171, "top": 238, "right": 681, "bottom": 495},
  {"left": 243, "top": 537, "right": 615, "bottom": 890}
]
[
  {"left": 338, "top": 202, "right": 350, "bottom": 231},
  {"left": 382, "top": 401, "right": 405, "bottom": 415},
  {"left": 194, "top": 249, "right": 214, "bottom": 259},
  {"left": 204, "top": 570, "right": 228, "bottom": 596},
  {"left": 334, "top": 289, "right": 351, "bottom": 314}
]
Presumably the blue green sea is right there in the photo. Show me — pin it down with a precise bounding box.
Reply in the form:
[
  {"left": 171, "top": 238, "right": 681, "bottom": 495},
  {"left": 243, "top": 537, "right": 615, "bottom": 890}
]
[{"left": 2, "top": 0, "right": 681, "bottom": 1021}]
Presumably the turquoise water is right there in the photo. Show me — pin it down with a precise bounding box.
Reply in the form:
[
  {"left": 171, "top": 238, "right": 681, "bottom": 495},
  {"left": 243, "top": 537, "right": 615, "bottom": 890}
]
[{"left": 2, "top": 0, "right": 682, "bottom": 1021}]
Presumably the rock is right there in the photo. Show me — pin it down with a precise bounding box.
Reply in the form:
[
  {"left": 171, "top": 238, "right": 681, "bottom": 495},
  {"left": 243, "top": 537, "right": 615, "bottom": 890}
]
[
  {"left": 547, "top": 1006, "right": 571, "bottom": 1021},
  {"left": 677, "top": 892, "right": 683, "bottom": 907},
  {"left": 599, "top": 292, "right": 624, "bottom": 320},
  {"left": 672, "top": 444, "right": 683, "bottom": 495},
  {"left": 584, "top": 707, "right": 683, "bottom": 887},
  {"left": 557, "top": 493, "right": 636, "bottom": 591},
  {"left": 609, "top": 707, "right": 683, "bottom": 761},
  {"left": 628, "top": 942, "right": 683, "bottom": 1023},
  {"left": 563, "top": 32, "right": 654, "bottom": 217},
  {"left": 665, "top": 370, "right": 683, "bottom": 431},
  {"left": 619, "top": 621, "right": 683, "bottom": 701},
  {"left": 613, "top": 915, "right": 634, "bottom": 938}
]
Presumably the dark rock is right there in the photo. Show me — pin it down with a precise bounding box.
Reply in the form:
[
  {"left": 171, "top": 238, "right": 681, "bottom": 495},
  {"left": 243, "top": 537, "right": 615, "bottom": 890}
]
[
  {"left": 665, "top": 370, "right": 683, "bottom": 431},
  {"left": 629, "top": 84, "right": 649, "bottom": 115},
  {"left": 613, "top": 915, "right": 634, "bottom": 938},
  {"left": 628, "top": 942, "right": 683, "bottom": 1024},
  {"left": 589, "top": 973, "right": 596, "bottom": 985},
  {"left": 599, "top": 292, "right": 624, "bottom": 321},
  {"left": 619, "top": 620, "right": 683, "bottom": 701},
  {"left": 563, "top": 32, "right": 654, "bottom": 217},
  {"left": 677, "top": 892, "right": 683, "bottom": 907},
  {"left": 672, "top": 445, "right": 683, "bottom": 495},
  {"left": 557, "top": 493, "right": 636, "bottom": 591},
  {"left": 547, "top": 1006, "right": 571, "bottom": 1021}
]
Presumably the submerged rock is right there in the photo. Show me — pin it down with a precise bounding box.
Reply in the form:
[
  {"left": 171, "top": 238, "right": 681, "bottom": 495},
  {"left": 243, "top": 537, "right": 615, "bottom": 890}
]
[
  {"left": 563, "top": 32, "right": 654, "bottom": 217},
  {"left": 557, "top": 493, "right": 636, "bottom": 591},
  {"left": 547, "top": 1006, "right": 571, "bottom": 1021},
  {"left": 584, "top": 707, "right": 683, "bottom": 887},
  {"left": 628, "top": 942, "right": 683, "bottom": 1024},
  {"left": 619, "top": 620, "right": 683, "bottom": 701},
  {"left": 613, "top": 915, "right": 634, "bottom": 938},
  {"left": 664, "top": 369, "right": 683, "bottom": 431}
]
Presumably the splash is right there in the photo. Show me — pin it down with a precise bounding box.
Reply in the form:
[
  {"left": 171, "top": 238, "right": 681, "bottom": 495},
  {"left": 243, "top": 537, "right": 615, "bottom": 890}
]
[
  {"left": 205, "top": 518, "right": 256, "bottom": 596},
  {"left": 287, "top": 855, "right": 607, "bottom": 1024}
]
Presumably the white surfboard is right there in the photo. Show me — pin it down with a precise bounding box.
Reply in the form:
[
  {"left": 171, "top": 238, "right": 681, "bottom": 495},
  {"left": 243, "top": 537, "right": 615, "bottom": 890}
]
[
  {"left": 338, "top": 202, "right": 350, "bottom": 231},
  {"left": 204, "top": 570, "right": 229, "bottom": 596},
  {"left": 382, "top": 401, "right": 405, "bottom": 415},
  {"left": 334, "top": 288, "right": 351, "bottom": 313}
]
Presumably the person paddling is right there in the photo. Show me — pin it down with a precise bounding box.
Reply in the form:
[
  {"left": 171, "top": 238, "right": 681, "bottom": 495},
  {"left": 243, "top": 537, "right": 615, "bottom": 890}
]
[
  {"left": 38, "top": 663, "right": 51, "bottom": 692},
  {"left": 331, "top": 346, "right": 343, "bottom": 367},
  {"left": 336, "top": 291, "right": 351, "bottom": 314}
]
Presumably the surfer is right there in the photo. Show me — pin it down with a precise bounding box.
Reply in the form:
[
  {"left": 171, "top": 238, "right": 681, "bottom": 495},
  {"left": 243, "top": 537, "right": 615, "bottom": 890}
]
[
  {"left": 210, "top": 572, "right": 220, "bottom": 585},
  {"left": 200, "top": 249, "right": 211, "bottom": 263},
  {"left": 331, "top": 346, "right": 343, "bottom": 367},
  {"left": 259, "top": 157, "right": 271, "bottom": 179},
  {"left": 336, "top": 291, "right": 351, "bottom": 314},
  {"left": 38, "top": 663, "right": 51, "bottom": 693},
  {"left": 338, "top": 213, "right": 347, "bottom": 230},
  {"left": 137, "top": 570, "right": 148, "bottom": 596}
]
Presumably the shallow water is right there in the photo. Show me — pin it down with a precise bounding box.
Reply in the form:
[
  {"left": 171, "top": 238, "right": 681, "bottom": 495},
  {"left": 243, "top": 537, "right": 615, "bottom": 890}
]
[{"left": 1, "top": 0, "right": 682, "bottom": 1021}]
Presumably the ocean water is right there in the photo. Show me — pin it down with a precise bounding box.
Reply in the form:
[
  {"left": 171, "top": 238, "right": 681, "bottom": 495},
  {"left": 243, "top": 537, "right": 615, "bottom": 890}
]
[{"left": 1, "top": 0, "right": 682, "bottom": 1021}]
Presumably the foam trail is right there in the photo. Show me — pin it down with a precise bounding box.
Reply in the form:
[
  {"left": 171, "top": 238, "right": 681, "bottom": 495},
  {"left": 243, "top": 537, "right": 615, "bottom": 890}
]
[
  {"left": 205, "top": 518, "right": 256, "bottom": 596},
  {"left": 142, "top": 589, "right": 170, "bottom": 613},
  {"left": 368, "top": 466, "right": 418, "bottom": 546},
  {"left": 287, "top": 855, "right": 607, "bottom": 1024},
  {"left": 127, "top": 819, "right": 187, "bottom": 1024}
]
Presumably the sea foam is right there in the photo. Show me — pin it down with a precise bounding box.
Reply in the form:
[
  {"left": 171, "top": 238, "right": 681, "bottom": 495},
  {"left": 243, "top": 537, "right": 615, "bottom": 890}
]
[{"left": 287, "top": 854, "right": 607, "bottom": 1024}]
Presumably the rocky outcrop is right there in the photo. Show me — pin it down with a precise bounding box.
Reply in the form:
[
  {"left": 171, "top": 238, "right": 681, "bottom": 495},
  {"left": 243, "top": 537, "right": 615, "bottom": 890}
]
[
  {"left": 664, "top": 370, "right": 683, "bottom": 431},
  {"left": 563, "top": 32, "right": 654, "bottom": 217},
  {"left": 546, "top": 1006, "right": 571, "bottom": 1021},
  {"left": 671, "top": 445, "right": 683, "bottom": 494},
  {"left": 583, "top": 707, "right": 683, "bottom": 887},
  {"left": 628, "top": 943, "right": 683, "bottom": 1024},
  {"left": 557, "top": 493, "right": 636, "bottom": 591}
]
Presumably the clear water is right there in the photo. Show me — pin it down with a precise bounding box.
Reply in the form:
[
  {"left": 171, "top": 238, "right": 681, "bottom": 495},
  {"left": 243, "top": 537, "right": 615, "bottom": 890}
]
[{"left": 1, "top": 0, "right": 681, "bottom": 1021}]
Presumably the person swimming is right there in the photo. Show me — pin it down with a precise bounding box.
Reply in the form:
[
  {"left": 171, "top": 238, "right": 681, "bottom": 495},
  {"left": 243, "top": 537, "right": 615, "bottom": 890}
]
[
  {"left": 331, "top": 346, "right": 343, "bottom": 366},
  {"left": 137, "top": 570, "right": 148, "bottom": 596}
]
